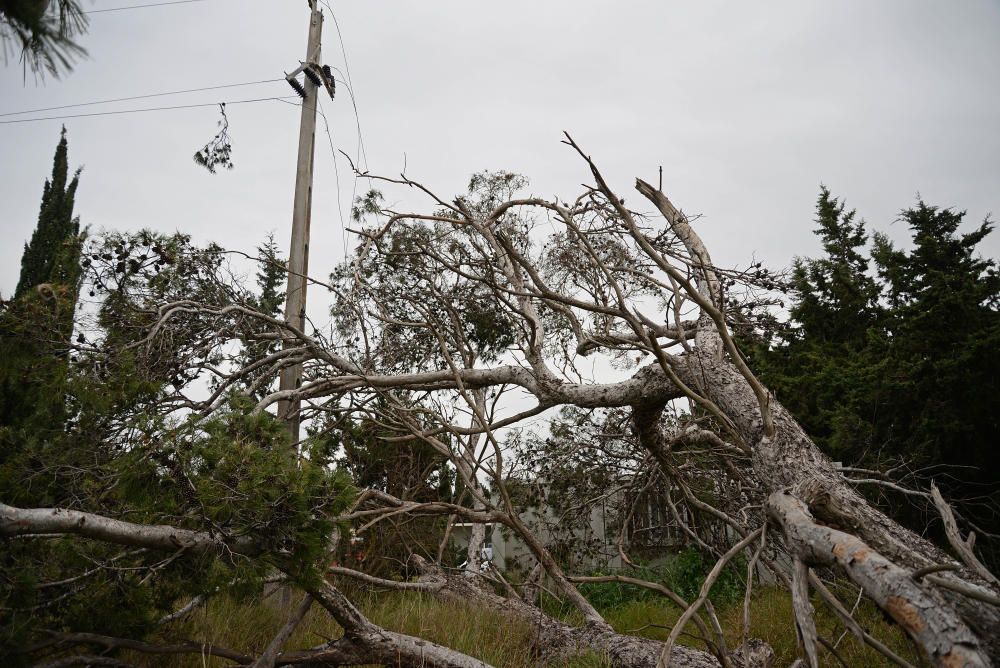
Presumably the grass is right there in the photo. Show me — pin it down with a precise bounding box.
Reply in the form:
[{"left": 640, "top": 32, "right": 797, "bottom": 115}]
[
  {"left": 602, "top": 588, "right": 921, "bottom": 667},
  {"left": 128, "top": 588, "right": 540, "bottom": 667},
  {"left": 124, "top": 584, "right": 922, "bottom": 667}
]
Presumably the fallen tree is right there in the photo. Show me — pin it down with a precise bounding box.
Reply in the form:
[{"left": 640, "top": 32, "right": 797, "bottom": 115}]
[{"left": 3, "top": 137, "right": 999, "bottom": 666}]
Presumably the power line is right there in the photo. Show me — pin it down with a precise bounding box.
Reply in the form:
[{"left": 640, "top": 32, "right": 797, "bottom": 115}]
[
  {"left": 320, "top": 0, "right": 368, "bottom": 172},
  {"left": 84, "top": 0, "right": 211, "bottom": 13},
  {"left": 317, "top": 98, "right": 349, "bottom": 260},
  {"left": 319, "top": 0, "right": 369, "bottom": 261},
  {"left": 0, "top": 96, "right": 297, "bottom": 125},
  {"left": 1, "top": 79, "right": 283, "bottom": 118}
]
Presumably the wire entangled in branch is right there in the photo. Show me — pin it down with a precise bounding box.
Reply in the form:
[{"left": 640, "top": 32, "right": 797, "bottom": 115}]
[{"left": 193, "top": 103, "right": 233, "bottom": 174}]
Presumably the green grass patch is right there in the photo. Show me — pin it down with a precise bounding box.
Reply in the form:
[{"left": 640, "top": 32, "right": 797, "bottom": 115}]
[{"left": 124, "top": 583, "right": 921, "bottom": 667}]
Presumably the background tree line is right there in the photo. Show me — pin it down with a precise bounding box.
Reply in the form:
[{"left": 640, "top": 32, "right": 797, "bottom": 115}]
[{"left": 742, "top": 187, "right": 1000, "bottom": 563}]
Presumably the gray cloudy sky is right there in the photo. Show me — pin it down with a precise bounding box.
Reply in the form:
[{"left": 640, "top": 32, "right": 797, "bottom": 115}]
[{"left": 2, "top": 0, "right": 998, "bottom": 306}]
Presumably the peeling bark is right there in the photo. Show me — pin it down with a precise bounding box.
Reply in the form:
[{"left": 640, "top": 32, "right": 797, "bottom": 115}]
[
  {"left": 624, "top": 174, "right": 1000, "bottom": 664},
  {"left": 767, "top": 491, "right": 989, "bottom": 667}
]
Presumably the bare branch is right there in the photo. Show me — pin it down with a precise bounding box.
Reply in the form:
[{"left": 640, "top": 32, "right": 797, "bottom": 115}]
[
  {"left": 250, "top": 594, "right": 313, "bottom": 668},
  {"left": 931, "top": 482, "right": 1000, "bottom": 589},
  {"left": 0, "top": 502, "right": 261, "bottom": 556}
]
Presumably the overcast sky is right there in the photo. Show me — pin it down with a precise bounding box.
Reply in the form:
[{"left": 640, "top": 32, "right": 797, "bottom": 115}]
[{"left": 2, "top": 0, "right": 998, "bottom": 313}]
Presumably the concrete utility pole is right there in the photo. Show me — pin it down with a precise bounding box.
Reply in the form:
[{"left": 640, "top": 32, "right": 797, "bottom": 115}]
[{"left": 278, "top": 0, "right": 333, "bottom": 447}]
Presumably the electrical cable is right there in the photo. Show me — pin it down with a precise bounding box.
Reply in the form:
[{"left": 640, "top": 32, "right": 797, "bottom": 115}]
[
  {"left": 320, "top": 0, "right": 368, "bottom": 172},
  {"left": 0, "top": 95, "right": 298, "bottom": 124},
  {"left": 1, "top": 79, "right": 284, "bottom": 117},
  {"left": 319, "top": 0, "right": 369, "bottom": 259},
  {"left": 84, "top": 0, "right": 211, "bottom": 13},
  {"left": 317, "top": 97, "right": 349, "bottom": 261}
]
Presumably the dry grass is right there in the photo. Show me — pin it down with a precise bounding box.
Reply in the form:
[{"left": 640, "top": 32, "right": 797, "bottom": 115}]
[
  {"left": 602, "top": 586, "right": 922, "bottom": 667},
  {"left": 122, "top": 585, "right": 921, "bottom": 667},
  {"left": 127, "top": 589, "right": 542, "bottom": 667}
]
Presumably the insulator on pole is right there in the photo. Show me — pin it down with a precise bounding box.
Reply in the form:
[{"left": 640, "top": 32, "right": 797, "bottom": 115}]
[
  {"left": 322, "top": 65, "right": 336, "bottom": 99},
  {"left": 303, "top": 66, "right": 322, "bottom": 88},
  {"left": 286, "top": 76, "right": 308, "bottom": 99}
]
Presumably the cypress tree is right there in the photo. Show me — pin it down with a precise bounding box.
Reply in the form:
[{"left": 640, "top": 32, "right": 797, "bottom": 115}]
[
  {"left": 15, "top": 125, "right": 83, "bottom": 304},
  {"left": 1, "top": 128, "right": 83, "bottom": 437}
]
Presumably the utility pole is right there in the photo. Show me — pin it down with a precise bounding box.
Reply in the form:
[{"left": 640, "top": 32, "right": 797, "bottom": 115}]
[{"left": 278, "top": 0, "right": 335, "bottom": 447}]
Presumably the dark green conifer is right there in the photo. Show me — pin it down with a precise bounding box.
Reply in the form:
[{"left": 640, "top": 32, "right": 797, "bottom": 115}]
[
  {"left": 753, "top": 188, "right": 881, "bottom": 459},
  {"left": 789, "top": 187, "right": 880, "bottom": 344},
  {"left": 15, "top": 126, "right": 82, "bottom": 304},
  {"left": 1, "top": 128, "right": 83, "bottom": 431},
  {"left": 235, "top": 234, "right": 286, "bottom": 401},
  {"left": 755, "top": 192, "right": 1000, "bottom": 564},
  {"left": 870, "top": 204, "right": 1000, "bottom": 472}
]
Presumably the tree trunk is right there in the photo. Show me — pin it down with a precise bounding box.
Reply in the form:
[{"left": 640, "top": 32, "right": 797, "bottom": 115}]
[
  {"left": 679, "top": 342, "right": 1000, "bottom": 666},
  {"left": 408, "top": 556, "right": 774, "bottom": 668}
]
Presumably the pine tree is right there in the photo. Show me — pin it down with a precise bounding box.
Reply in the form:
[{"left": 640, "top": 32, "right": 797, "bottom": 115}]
[
  {"left": 788, "top": 187, "right": 880, "bottom": 344},
  {"left": 756, "top": 193, "right": 1000, "bottom": 564},
  {"left": 753, "top": 188, "right": 881, "bottom": 460},
  {"left": 871, "top": 203, "right": 1000, "bottom": 473},
  {"left": 0, "top": 0, "right": 89, "bottom": 78},
  {"left": 234, "top": 234, "right": 286, "bottom": 401}
]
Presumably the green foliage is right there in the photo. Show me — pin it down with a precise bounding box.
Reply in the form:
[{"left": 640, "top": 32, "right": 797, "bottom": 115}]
[
  {"left": 752, "top": 189, "right": 1000, "bottom": 562},
  {"left": 15, "top": 128, "right": 82, "bottom": 300},
  {"left": 784, "top": 187, "right": 880, "bottom": 353},
  {"left": 746, "top": 188, "right": 879, "bottom": 459},
  {"left": 332, "top": 410, "right": 448, "bottom": 502},
  {"left": 174, "top": 400, "right": 349, "bottom": 547},
  {"left": 333, "top": 218, "right": 516, "bottom": 369},
  {"left": 231, "top": 234, "right": 286, "bottom": 401},
  {"left": 573, "top": 576, "right": 657, "bottom": 612},
  {"left": 1, "top": 129, "right": 86, "bottom": 500},
  {"left": 546, "top": 550, "right": 744, "bottom": 624},
  {"left": 7, "top": 128, "right": 83, "bottom": 371},
  {"left": 1, "top": 167, "right": 349, "bottom": 659},
  {"left": 868, "top": 203, "right": 1000, "bottom": 472},
  {"left": 192, "top": 103, "right": 234, "bottom": 174},
  {"left": 1, "top": 391, "right": 352, "bottom": 658},
  {"left": 580, "top": 551, "right": 743, "bottom": 613},
  {"left": 319, "top": 406, "right": 451, "bottom": 577},
  {"left": 254, "top": 233, "right": 286, "bottom": 317},
  {"left": 664, "top": 546, "right": 743, "bottom": 604},
  {"left": 335, "top": 171, "right": 531, "bottom": 373}
]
